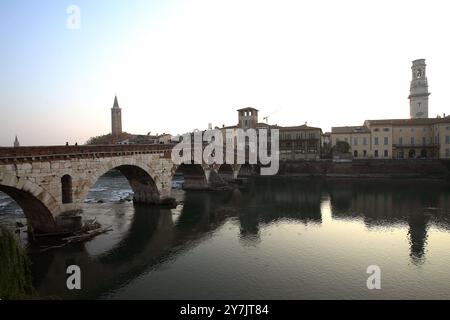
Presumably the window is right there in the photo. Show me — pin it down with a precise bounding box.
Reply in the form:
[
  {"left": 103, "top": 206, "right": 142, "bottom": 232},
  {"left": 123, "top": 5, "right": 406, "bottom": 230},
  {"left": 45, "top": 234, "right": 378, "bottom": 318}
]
[
  {"left": 354, "top": 138, "right": 358, "bottom": 146},
  {"left": 383, "top": 128, "right": 390, "bottom": 132},
  {"left": 354, "top": 150, "right": 358, "bottom": 157},
  {"left": 374, "top": 137, "right": 379, "bottom": 145},
  {"left": 384, "top": 150, "right": 388, "bottom": 157},
  {"left": 374, "top": 150, "right": 379, "bottom": 158},
  {"left": 363, "top": 150, "right": 367, "bottom": 157},
  {"left": 416, "top": 69, "right": 422, "bottom": 79},
  {"left": 363, "top": 137, "right": 367, "bottom": 146},
  {"left": 374, "top": 128, "right": 380, "bottom": 132},
  {"left": 384, "top": 137, "right": 388, "bottom": 145},
  {"left": 61, "top": 175, "right": 73, "bottom": 204},
  {"left": 411, "top": 137, "right": 415, "bottom": 145},
  {"left": 398, "top": 151, "right": 404, "bottom": 159},
  {"left": 399, "top": 137, "right": 403, "bottom": 145},
  {"left": 420, "top": 149, "right": 427, "bottom": 158},
  {"left": 422, "top": 137, "right": 426, "bottom": 145},
  {"left": 446, "top": 149, "right": 450, "bottom": 157},
  {"left": 446, "top": 136, "right": 450, "bottom": 144}
]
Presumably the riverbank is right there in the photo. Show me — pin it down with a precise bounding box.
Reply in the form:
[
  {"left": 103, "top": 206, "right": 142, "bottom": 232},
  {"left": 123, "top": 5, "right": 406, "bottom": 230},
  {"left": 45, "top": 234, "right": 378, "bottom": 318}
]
[{"left": 276, "top": 159, "right": 450, "bottom": 179}]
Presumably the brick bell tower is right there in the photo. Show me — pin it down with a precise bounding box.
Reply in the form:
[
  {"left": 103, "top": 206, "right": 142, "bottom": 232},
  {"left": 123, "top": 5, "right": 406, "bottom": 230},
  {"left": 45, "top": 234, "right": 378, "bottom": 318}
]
[{"left": 111, "top": 95, "right": 122, "bottom": 137}]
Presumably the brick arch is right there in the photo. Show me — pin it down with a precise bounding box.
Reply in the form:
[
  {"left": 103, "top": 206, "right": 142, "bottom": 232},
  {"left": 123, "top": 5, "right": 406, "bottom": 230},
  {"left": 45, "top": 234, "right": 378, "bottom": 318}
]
[
  {"left": 171, "top": 164, "right": 209, "bottom": 190},
  {"left": 79, "top": 159, "right": 161, "bottom": 205},
  {"left": 217, "top": 164, "right": 235, "bottom": 182},
  {"left": 237, "top": 164, "right": 256, "bottom": 178},
  {"left": 0, "top": 173, "right": 58, "bottom": 233}
]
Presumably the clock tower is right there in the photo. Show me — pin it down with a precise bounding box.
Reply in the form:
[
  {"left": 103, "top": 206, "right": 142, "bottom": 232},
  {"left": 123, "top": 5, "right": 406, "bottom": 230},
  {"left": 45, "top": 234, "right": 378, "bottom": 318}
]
[{"left": 409, "top": 59, "right": 430, "bottom": 119}]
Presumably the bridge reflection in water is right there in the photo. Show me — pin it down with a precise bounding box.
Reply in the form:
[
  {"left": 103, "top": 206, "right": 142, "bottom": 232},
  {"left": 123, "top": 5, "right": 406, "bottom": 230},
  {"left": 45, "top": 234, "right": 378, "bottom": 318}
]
[{"left": 27, "top": 177, "right": 450, "bottom": 299}]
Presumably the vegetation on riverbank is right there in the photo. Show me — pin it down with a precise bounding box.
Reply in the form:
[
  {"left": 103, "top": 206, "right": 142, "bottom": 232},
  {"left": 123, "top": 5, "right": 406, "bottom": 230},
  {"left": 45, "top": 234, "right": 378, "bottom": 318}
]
[
  {"left": 0, "top": 226, "right": 36, "bottom": 299},
  {"left": 85, "top": 132, "right": 131, "bottom": 145}
]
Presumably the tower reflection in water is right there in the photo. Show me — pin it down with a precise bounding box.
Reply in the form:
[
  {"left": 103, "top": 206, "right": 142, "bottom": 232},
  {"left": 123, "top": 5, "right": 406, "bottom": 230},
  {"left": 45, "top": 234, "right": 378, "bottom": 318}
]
[{"left": 27, "top": 177, "right": 450, "bottom": 299}]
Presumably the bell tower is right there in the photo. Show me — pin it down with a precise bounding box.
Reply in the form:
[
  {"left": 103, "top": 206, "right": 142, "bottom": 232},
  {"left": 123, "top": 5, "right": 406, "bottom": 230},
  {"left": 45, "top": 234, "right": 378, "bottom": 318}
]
[
  {"left": 409, "top": 59, "right": 430, "bottom": 119},
  {"left": 111, "top": 95, "right": 122, "bottom": 137},
  {"left": 237, "top": 107, "right": 259, "bottom": 130}
]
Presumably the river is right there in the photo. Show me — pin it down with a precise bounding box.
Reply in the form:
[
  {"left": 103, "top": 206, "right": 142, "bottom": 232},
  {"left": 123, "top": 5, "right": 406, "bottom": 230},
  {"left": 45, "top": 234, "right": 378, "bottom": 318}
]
[{"left": 1, "top": 175, "right": 450, "bottom": 299}]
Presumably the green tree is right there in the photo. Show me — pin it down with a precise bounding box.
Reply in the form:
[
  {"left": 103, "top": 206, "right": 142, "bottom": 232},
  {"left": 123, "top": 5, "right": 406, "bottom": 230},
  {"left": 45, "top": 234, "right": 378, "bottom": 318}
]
[
  {"left": 0, "top": 227, "right": 37, "bottom": 299},
  {"left": 332, "top": 141, "right": 350, "bottom": 154},
  {"left": 85, "top": 132, "right": 131, "bottom": 145}
]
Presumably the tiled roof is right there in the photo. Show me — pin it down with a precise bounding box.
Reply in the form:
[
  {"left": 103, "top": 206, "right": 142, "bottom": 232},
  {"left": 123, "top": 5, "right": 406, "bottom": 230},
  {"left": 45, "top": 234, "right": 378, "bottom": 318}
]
[
  {"left": 279, "top": 124, "right": 322, "bottom": 131},
  {"left": 365, "top": 117, "right": 450, "bottom": 126},
  {"left": 237, "top": 107, "right": 259, "bottom": 112},
  {"left": 332, "top": 126, "right": 370, "bottom": 134}
]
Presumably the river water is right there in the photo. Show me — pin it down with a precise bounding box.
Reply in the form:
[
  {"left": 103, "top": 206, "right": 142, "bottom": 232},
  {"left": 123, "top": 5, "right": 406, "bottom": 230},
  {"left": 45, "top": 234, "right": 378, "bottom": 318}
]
[{"left": 2, "top": 175, "right": 450, "bottom": 299}]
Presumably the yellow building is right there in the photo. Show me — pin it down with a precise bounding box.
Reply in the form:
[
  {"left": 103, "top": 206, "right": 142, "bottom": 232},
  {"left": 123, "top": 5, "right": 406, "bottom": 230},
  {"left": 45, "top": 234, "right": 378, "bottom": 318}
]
[
  {"left": 331, "top": 117, "right": 450, "bottom": 159},
  {"left": 331, "top": 126, "right": 371, "bottom": 158}
]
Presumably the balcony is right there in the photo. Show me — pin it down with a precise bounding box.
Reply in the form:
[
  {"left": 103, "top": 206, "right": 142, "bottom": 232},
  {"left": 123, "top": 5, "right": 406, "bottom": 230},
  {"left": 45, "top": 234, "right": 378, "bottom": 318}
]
[{"left": 392, "top": 144, "right": 439, "bottom": 149}]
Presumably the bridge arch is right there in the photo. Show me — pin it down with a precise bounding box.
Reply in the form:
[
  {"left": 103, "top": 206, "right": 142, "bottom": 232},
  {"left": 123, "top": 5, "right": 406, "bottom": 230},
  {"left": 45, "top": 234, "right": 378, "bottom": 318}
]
[
  {"left": 80, "top": 160, "right": 161, "bottom": 205},
  {"left": 0, "top": 173, "right": 58, "bottom": 233},
  {"left": 217, "top": 164, "right": 234, "bottom": 182},
  {"left": 172, "top": 164, "right": 209, "bottom": 190},
  {"left": 237, "top": 164, "right": 256, "bottom": 178}
]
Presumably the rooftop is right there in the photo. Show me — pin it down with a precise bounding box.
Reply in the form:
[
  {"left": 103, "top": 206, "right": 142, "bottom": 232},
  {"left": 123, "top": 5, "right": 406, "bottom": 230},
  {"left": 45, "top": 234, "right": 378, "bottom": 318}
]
[
  {"left": 364, "top": 116, "right": 450, "bottom": 126},
  {"left": 237, "top": 107, "right": 259, "bottom": 112},
  {"left": 279, "top": 124, "right": 322, "bottom": 131},
  {"left": 332, "top": 126, "right": 371, "bottom": 134},
  {"left": 112, "top": 95, "right": 120, "bottom": 109}
]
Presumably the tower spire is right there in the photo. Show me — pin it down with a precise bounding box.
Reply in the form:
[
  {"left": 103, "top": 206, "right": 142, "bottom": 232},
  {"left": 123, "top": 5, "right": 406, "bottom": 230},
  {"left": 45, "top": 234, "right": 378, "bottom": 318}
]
[
  {"left": 113, "top": 95, "right": 120, "bottom": 109},
  {"left": 13, "top": 135, "right": 20, "bottom": 147}
]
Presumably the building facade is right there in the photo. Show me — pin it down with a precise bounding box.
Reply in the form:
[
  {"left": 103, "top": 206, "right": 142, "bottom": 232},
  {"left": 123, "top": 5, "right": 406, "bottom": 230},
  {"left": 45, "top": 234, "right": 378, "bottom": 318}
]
[
  {"left": 219, "top": 108, "right": 322, "bottom": 161},
  {"left": 331, "top": 126, "right": 371, "bottom": 158},
  {"left": 330, "top": 58, "right": 450, "bottom": 159},
  {"left": 331, "top": 117, "right": 450, "bottom": 159},
  {"left": 279, "top": 125, "right": 322, "bottom": 160},
  {"left": 365, "top": 118, "right": 450, "bottom": 159}
]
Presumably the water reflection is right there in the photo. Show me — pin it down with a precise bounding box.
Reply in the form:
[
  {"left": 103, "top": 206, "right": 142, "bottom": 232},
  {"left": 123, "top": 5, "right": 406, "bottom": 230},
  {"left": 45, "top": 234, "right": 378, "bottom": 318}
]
[
  {"left": 5, "top": 177, "right": 450, "bottom": 299},
  {"left": 327, "top": 180, "right": 450, "bottom": 265}
]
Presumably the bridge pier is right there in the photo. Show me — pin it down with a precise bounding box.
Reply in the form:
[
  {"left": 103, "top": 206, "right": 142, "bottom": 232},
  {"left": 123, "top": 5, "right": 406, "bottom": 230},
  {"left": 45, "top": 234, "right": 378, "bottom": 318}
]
[{"left": 176, "top": 164, "right": 258, "bottom": 191}]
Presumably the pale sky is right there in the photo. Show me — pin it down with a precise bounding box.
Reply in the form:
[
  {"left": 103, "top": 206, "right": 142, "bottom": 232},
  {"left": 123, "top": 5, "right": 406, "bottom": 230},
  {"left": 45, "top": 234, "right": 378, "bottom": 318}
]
[{"left": 1, "top": 0, "right": 450, "bottom": 146}]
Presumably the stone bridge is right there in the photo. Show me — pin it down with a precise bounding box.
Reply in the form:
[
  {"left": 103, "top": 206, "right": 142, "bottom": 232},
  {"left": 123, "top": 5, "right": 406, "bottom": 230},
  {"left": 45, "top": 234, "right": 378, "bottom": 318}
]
[{"left": 0, "top": 145, "right": 256, "bottom": 234}]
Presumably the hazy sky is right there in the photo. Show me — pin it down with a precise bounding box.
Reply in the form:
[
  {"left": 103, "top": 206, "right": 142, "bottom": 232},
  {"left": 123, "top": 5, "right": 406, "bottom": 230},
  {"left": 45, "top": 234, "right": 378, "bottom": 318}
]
[{"left": 1, "top": 0, "right": 450, "bottom": 146}]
